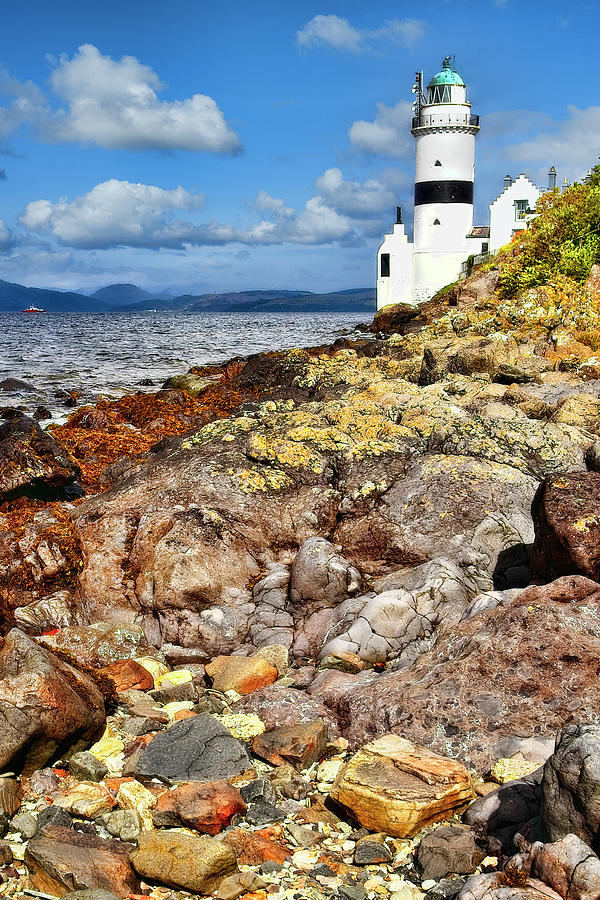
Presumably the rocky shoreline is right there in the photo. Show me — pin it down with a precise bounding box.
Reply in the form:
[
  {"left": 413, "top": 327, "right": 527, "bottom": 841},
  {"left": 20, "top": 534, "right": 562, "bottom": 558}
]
[{"left": 2, "top": 264, "right": 600, "bottom": 899}]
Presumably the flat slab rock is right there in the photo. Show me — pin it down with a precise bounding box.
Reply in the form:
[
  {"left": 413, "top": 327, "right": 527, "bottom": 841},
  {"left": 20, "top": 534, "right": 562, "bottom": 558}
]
[
  {"left": 251, "top": 720, "right": 328, "bottom": 770},
  {"left": 25, "top": 825, "right": 140, "bottom": 898},
  {"left": 134, "top": 713, "right": 250, "bottom": 783},
  {"left": 330, "top": 733, "right": 473, "bottom": 838}
]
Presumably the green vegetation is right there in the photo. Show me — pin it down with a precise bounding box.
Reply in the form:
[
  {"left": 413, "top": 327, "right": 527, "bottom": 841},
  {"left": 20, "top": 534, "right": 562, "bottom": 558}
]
[{"left": 495, "top": 165, "right": 600, "bottom": 299}]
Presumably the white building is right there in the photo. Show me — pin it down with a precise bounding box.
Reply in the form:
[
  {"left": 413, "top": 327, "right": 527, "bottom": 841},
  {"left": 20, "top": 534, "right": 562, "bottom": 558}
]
[
  {"left": 488, "top": 173, "right": 543, "bottom": 253},
  {"left": 375, "top": 58, "right": 557, "bottom": 310}
]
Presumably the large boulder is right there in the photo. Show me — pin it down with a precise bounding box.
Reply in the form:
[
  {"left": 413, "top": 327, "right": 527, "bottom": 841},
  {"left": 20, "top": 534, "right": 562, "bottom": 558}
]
[
  {"left": 532, "top": 472, "right": 600, "bottom": 581},
  {"left": 130, "top": 830, "right": 237, "bottom": 893},
  {"left": 25, "top": 826, "right": 140, "bottom": 898},
  {"left": 329, "top": 734, "right": 473, "bottom": 838},
  {"left": 322, "top": 577, "right": 600, "bottom": 770},
  {"left": 0, "top": 629, "right": 105, "bottom": 771},
  {"left": 542, "top": 725, "right": 600, "bottom": 850},
  {"left": 0, "top": 415, "right": 79, "bottom": 500},
  {"left": 152, "top": 781, "right": 246, "bottom": 834},
  {"left": 134, "top": 713, "right": 251, "bottom": 783}
]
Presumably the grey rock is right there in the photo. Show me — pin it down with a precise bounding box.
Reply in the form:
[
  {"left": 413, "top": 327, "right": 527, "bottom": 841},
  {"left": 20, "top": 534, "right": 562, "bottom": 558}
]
[
  {"left": 121, "top": 716, "right": 164, "bottom": 736},
  {"left": 10, "top": 810, "right": 37, "bottom": 839},
  {"left": 458, "top": 873, "right": 547, "bottom": 899},
  {"left": 290, "top": 538, "right": 361, "bottom": 611},
  {"left": 134, "top": 713, "right": 250, "bottom": 784},
  {"left": 0, "top": 839, "right": 12, "bottom": 866},
  {"left": 542, "top": 724, "right": 600, "bottom": 849},
  {"left": 426, "top": 877, "right": 466, "bottom": 900},
  {"left": 260, "top": 860, "right": 284, "bottom": 874},
  {"left": 62, "top": 892, "right": 122, "bottom": 900},
  {"left": 286, "top": 822, "right": 324, "bottom": 847},
  {"left": 418, "top": 826, "right": 484, "bottom": 882},
  {"left": 245, "top": 799, "right": 285, "bottom": 825},
  {"left": 101, "top": 809, "right": 141, "bottom": 843},
  {"left": 69, "top": 751, "right": 108, "bottom": 783},
  {"left": 339, "top": 886, "right": 366, "bottom": 900},
  {"left": 148, "top": 680, "right": 198, "bottom": 704},
  {"left": 248, "top": 563, "right": 293, "bottom": 650},
  {"left": 240, "top": 778, "right": 277, "bottom": 806},
  {"left": 353, "top": 839, "right": 393, "bottom": 866},
  {"left": 464, "top": 769, "right": 543, "bottom": 854},
  {"left": 36, "top": 805, "right": 74, "bottom": 832}
]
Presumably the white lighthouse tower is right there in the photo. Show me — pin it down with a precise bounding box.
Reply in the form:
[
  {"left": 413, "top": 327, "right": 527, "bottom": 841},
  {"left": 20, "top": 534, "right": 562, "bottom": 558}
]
[
  {"left": 411, "top": 57, "right": 480, "bottom": 302},
  {"left": 376, "top": 57, "right": 482, "bottom": 309}
]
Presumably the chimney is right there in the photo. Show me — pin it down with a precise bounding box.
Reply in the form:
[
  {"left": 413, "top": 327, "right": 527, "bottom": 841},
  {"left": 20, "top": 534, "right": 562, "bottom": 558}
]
[
  {"left": 396, "top": 206, "right": 403, "bottom": 225},
  {"left": 504, "top": 174, "right": 513, "bottom": 189},
  {"left": 548, "top": 166, "right": 557, "bottom": 189}
]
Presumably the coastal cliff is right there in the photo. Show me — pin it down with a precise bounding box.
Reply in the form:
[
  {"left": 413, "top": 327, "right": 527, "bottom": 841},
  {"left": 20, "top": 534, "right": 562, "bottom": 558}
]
[{"left": 2, "top": 178, "right": 600, "bottom": 898}]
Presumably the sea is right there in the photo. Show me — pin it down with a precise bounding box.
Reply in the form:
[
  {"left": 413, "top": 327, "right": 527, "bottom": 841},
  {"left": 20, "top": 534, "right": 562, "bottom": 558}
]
[{"left": 0, "top": 310, "right": 370, "bottom": 423}]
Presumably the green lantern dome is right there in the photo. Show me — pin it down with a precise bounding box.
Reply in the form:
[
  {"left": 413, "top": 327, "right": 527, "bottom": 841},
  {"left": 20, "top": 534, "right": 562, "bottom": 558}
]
[{"left": 427, "top": 57, "right": 465, "bottom": 88}]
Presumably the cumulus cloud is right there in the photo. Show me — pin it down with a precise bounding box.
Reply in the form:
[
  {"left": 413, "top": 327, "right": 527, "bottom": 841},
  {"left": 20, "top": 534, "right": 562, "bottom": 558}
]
[
  {"left": 0, "top": 218, "right": 16, "bottom": 251},
  {"left": 19, "top": 168, "right": 401, "bottom": 250},
  {"left": 297, "top": 14, "right": 426, "bottom": 53},
  {"left": 21, "top": 179, "right": 205, "bottom": 249},
  {"left": 349, "top": 100, "right": 412, "bottom": 158},
  {"left": 0, "top": 45, "right": 241, "bottom": 154},
  {"left": 507, "top": 105, "right": 600, "bottom": 178}
]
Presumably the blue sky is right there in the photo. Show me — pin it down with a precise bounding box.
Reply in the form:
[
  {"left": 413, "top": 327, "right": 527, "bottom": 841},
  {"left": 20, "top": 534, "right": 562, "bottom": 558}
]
[{"left": 0, "top": 0, "right": 597, "bottom": 295}]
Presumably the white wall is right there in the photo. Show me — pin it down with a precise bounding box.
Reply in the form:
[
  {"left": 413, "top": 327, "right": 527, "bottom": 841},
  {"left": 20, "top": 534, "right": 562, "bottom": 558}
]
[
  {"left": 412, "top": 249, "right": 469, "bottom": 302},
  {"left": 489, "top": 174, "right": 541, "bottom": 253},
  {"left": 414, "top": 128, "right": 476, "bottom": 185},
  {"left": 376, "top": 222, "right": 414, "bottom": 309}
]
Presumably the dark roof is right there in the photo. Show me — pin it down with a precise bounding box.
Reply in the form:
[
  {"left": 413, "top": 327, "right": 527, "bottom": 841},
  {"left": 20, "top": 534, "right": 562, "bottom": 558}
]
[{"left": 468, "top": 226, "right": 490, "bottom": 238}]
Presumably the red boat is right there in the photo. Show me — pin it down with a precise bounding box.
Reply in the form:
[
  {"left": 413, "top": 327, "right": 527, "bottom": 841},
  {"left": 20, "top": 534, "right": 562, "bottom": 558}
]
[{"left": 22, "top": 305, "right": 46, "bottom": 313}]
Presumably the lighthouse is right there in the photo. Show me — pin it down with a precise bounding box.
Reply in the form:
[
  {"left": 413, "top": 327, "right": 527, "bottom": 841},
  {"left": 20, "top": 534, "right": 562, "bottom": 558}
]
[
  {"left": 376, "top": 57, "right": 483, "bottom": 309},
  {"left": 411, "top": 57, "right": 480, "bottom": 302}
]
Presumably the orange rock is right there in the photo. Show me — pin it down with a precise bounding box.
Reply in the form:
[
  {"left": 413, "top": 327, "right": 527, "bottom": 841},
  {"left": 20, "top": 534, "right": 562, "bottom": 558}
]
[
  {"left": 221, "top": 828, "right": 290, "bottom": 865},
  {"left": 205, "top": 655, "right": 278, "bottom": 695},
  {"left": 152, "top": 780, "right": 246, "bottom": 835},
  {"left": 99, "top": 659, "right": 154, "bottom": 692},
  {"left": 330, "top": 734, "right": 473, "bottom": 838},
  {"left": 174, "top": 709, "right": 197, "bottom": 721}
]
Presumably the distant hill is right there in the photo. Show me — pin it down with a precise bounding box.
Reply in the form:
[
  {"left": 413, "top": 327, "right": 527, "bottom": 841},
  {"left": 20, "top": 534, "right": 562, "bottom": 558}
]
[
  {"left": 0, "top": 278, "right": 375, "bottom": 314},
  {"left": 91, "top": 283, "right": 161, "bottom": 306},
  {"left": 121, "top": 287, "right": 375, "bottom": 313},
  {"left": 0, "top": 279, "right": 109, "bottom": 313}
]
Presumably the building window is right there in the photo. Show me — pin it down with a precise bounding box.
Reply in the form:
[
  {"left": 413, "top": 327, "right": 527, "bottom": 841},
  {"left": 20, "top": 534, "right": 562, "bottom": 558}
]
[
  {"left": 434, "top": 160, "right": 442, "bottom": 166},
  {"left": 482, "top": 242, "right": 489, "bottom": 252},
  {"left": 380, "top": 253, "right": 390, "bottom": 277},
  {"left": 514, "top": 199, "right": 528, "bottom": 221},
  {"left": 433, "top": 218, "right": 440, "bottom": 225}
]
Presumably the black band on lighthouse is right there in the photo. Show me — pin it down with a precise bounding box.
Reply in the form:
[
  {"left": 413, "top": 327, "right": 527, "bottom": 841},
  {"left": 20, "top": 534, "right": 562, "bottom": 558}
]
[{"left": 414, "top": 180, "right": 474, "bottom": 206}]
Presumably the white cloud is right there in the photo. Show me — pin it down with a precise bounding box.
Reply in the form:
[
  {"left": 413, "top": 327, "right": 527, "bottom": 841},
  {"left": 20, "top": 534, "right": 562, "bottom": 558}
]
[
  {"left": 21, "top": 179, "right": 205, "bottom": 249},
  {"left": 19, "top": 167, "right": 401, "bottom": 251},
  {"left": 297, "top": 15, "right": 363, "bottom": 52},
  {"left": 0, "top": 45, "right": 242, "bottom": 154},
  {"left": 314, "top": 167, "right": 398, "bottom": 216},
  {"left": 0, "top": 218, "right": 14, "bottom": 250},
  {"left": 507, "top": 105, "right": 600, "bottom": 179},
  {"left": 349, "top": 100, "right": 412, "bottom": 158},
  {"left": 297, "top": 14, "right": 426, "bottom": 53}
]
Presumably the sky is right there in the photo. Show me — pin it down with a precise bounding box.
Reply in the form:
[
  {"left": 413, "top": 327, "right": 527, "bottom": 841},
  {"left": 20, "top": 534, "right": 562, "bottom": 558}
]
[{"left": 0, "top": 0, "right": 598, "bottom": 296}]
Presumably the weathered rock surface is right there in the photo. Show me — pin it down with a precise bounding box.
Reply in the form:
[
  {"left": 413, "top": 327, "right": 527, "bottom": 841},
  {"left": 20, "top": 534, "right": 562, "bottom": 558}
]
[
  {"left": 134, "top": 713, "right": 250, "bottom": 783},
  {"left": 0, "top": 629, "right": 105, "bottom": 771},
  {"left": 130, "top": 830, "right": 237, "bottom": 892},
  {"left": 464, "top": 767, "right": 544, "bottom": 853},
  {"left": 532, "top": 472, "right": 600, "bottom": 581},
  {"left": 233, "top": 684, "right": 341, "bottom": 735},
  {"left": 205, "top": 654, "right": 278, "bottom": 694},
  {"left": 542, "top": 725, "right": 600, "bottom": 849},
  {"left": 25, "top": 825, "right": 140, "bottom": 897},
  {"left": 99, "top": 658, "right": 154, "bottom": 692},
  {"left": 323, "top": 577, "right": 600, "bottom": 769},
  {"left": 251, "top": 720, "right": 328, "bottom": 770},
  {"left": 152, "top": 780, "right": 246, "bottom": 834},
  {"left": 418, "top": 825, "right": 485, "bottom": 881},
  {"left": 0, "top": 415, "right": 79, "bottom": 500},
  {"left": 330, "top": 734, "right": 473, "bottom": 837}
]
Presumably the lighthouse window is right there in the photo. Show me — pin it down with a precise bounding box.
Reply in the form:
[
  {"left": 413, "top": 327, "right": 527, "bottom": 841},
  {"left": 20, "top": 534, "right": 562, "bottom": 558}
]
[
  {"left": 433, "top": 219, "right": 441, "bottom": 225},
  {"left": 428, "top": 85, "right": 452, "bottom": 104},
  {"left": 380, "top": 253, "right": 390, "bottom": 277},
  {"left": 434, "top": 160, "right": 442, "bottom": 166}
]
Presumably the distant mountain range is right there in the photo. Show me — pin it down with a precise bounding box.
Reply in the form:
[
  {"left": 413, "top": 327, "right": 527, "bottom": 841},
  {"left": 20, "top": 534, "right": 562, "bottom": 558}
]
[{"left": 0, "top": 279, "right": 375, "bottom": 314}]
